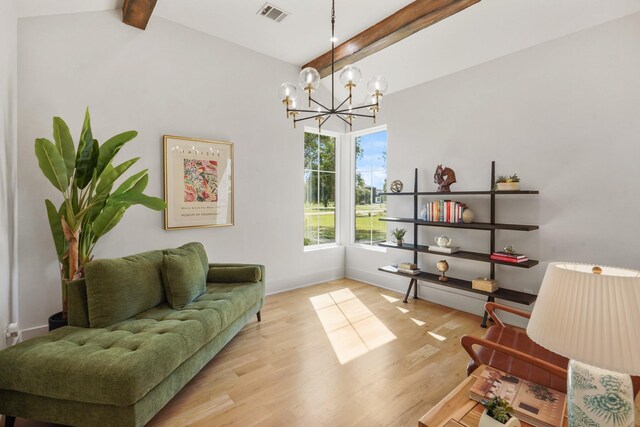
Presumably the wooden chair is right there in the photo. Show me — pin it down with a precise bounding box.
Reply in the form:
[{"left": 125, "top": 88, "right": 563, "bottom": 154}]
[{"left": 461, "top": 302, "right": 640, "bottom": 396}]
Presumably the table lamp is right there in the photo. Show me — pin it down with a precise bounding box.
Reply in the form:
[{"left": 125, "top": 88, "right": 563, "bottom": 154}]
[{"left": 526, "top": 262, "right": 640, "bottom": 427}]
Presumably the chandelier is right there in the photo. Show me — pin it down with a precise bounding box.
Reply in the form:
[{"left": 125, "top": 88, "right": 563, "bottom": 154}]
[{"left": 279, "top": 0, "right": 388, "bottom": 132}]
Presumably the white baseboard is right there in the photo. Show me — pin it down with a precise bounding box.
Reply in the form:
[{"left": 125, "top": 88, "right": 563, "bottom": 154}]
[
  {"left": 265, "top": 267, "right": 345, "bottom": 296},
  {"left": 19, "top": 324, "right": 48, "bottom": 342}
]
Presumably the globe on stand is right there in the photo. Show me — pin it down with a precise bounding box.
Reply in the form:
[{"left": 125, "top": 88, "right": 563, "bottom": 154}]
[
  {"left": 436, "top": 259, "right": 449, "bottom": 282},
  {"left": 390, "top": 180, "right": 403, "bottom": 193}
]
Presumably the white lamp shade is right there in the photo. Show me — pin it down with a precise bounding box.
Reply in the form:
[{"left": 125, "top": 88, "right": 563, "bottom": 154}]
[{"left": 526, "top": 262, "right": 640, "bottom": 375}]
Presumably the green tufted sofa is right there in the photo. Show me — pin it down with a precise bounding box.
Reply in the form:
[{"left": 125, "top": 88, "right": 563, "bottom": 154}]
[{"left": 0, "top": 242, "right": 265, "bottom": 427}]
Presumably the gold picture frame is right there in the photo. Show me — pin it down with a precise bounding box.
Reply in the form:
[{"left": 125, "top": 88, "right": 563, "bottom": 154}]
[{"left": 163, "top": 135, "right": 234, "bottom": 230}]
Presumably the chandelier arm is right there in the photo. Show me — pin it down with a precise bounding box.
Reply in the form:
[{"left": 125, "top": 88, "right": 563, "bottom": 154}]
[
  {"left": 319, "top": 116, "right": 330, "bottom": 128},
  {"left": 309, "top": 97, "right": 332, "bottom": 112},
  {"left": 290, "top": 108, "right": 330, "bottom": 114},
  {"left": 335, "top": 96, "right": 351, "bottom": 110},
  {"left": 335, "top": 105, "right": 377, "bottom": 115},
  {"left": 339, "top": 112, "right": 376, "bottom": 119},
  {"left": 335, "top": 114, "right": 351, "bottom": 126},
  {"left": 294, "top": 112, "right": 333, "bottom": 123}
]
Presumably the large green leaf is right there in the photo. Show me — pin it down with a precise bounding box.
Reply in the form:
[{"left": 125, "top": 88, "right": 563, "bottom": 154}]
[
  {"left": 35, "top": 138, "right": 68, "bottom": 192},
  {"left": 52, "top": 117, "right": 75, "bottom": 183},
  {"left": 127, "top": 174, "right": 148, "bottom": 194},
  {"left": 96, "top": 131, "right": 138, "bottom": 176},
  {"left": 95, "top": 158, "right": 139, "bottom": 196},
  {"left": 71, "top": 185, "right": 79, "bottom": 214},
  {"left": 89, "top": 198, "right": 107, "bottom": 222},
  {"left": 92, "top": 204, "right": 127, "bottom": 238},
  {"left": 45, "top": 199, "right": 66, "bottom": 263},
  {"left": 108, "top": 190, "right": 166, "bottom": 211},
  {"left": 76, "top": 108, "right": 93, "bottom": 160},
  {"left": 112, "top": 169, "right": 148, "bottom": 196},
  {"left": 75, "top": 138, "right": 99, "bottom": 189}
]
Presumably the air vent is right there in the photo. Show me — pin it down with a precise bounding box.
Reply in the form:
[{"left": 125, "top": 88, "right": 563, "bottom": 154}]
[{"left": 257, "top": 3, "right": 289, "bottom": 23}]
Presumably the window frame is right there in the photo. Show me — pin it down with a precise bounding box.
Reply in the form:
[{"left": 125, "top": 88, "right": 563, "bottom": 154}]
[
  {"left": 303, "top": 127, "right": 341, "bottom": 250},
  {"left": 349, "top": 125, "right": 388, "bottom": 250}
]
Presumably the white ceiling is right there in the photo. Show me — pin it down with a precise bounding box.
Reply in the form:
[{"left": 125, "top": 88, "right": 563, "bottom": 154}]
[{"left": 17, "top": 0, "right": 640, "bottom": 96}]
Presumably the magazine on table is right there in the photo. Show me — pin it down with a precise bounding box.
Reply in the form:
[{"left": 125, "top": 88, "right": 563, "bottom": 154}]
[{"left": 469, "top": 366, "right": 566, "bottom": 427}]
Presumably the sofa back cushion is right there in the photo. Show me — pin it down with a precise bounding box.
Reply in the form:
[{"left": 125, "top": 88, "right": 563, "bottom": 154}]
[
  {"left": 180, "top": 242, "right": 208, "bottom": 281},
  {"left": 84, "top": 250, "right": 165, "bottom": 328},
  {"left": 161, "top": 248, "right": 206, "bottom": 309}
]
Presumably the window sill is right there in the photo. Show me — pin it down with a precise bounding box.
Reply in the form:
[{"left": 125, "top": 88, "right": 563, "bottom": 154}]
[
  {"left": 304, "top": 243, "right": 341, "bottom": 252},
  {"left": 350, "top": 243, "right": 387, "bottom": 253}
]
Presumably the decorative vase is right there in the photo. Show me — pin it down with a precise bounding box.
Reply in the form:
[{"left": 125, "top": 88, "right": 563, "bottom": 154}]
[
  {"left": 396, "top": 239, "right": 403, "bottom": 246},
  {"left": 479, "top": 409, "right": 521, "bottom": 427},
  {"left": 462, "top": 208, "right": 475, "bottom": 223},
  {"left": 496, "top": 182, "right": 520, "bottom": 191},
  {"left": 48, "top": 311, "right": 68, "bottom": 331}
]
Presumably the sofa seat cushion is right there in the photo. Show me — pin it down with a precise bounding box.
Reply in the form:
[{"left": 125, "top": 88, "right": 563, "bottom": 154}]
[{"left": 0, "top": 280, "right": 264, "bottom": 407}]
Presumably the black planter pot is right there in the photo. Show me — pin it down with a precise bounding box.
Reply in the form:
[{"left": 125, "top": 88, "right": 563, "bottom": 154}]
[{"left": 48, "top": 311, "right": 68, "bottom": 331}]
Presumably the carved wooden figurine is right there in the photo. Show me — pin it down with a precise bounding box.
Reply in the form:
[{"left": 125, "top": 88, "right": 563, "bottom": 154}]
[{"left": 434, "top": 165, "right": 457, "bottom": 192}]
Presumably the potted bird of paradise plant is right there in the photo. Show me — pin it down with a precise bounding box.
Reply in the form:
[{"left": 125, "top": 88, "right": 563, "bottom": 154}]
[{"left": 35, "top": 108, "right": 166, "bottom": 328}]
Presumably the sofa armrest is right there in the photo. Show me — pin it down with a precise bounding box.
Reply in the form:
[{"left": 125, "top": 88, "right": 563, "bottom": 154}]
[{"left": 207, "top": 264, "right": 265, "bottom": 284}]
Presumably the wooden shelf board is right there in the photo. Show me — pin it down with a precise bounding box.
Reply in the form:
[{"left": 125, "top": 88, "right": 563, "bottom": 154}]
[
  {"left": 379, "top": 190, "right": 539, "bottom": 196},
  {"left": 378, "top": 266, "right": 537, "bottom": 305},
  {"left": 378, "top": 242, "right": 539, "bottom": 269},
  {"left": 379, "top": 217, "right": 539, "bottom": 231}
]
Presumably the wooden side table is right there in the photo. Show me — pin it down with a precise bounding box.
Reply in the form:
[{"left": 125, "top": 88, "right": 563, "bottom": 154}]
[{"left": 418, "top": 365, "right": 568, "bottom": 427}]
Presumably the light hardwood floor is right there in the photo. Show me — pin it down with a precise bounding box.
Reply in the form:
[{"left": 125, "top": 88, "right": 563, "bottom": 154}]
[{"left": 7, "top": 278, "right": 640, "bottom": 426}]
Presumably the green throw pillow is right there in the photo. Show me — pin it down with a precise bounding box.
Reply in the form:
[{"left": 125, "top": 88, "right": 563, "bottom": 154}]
[
  {"left": 179, "top": 242, "right": 208, "bottom": 282},
  {"left": 161, "top": 248, "right": 206, "bottom": 309},
  {"left": 207, "top": 266, "right": 262, "bottom": 283}
]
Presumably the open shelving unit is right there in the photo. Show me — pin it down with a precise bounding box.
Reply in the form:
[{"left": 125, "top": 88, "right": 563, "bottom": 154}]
[{"left": 378, "top": 161, "right": 539, "bottom": 327}]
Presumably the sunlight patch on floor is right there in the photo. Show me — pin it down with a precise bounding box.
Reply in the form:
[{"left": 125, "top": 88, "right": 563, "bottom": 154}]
[
  {"left": 428, "top": 331, "right": 447, "bottom": 341},
  {"left": 380, "top": 294, "right": 401, "bottom": 303},
  {"left": 396, "top": 306, "right": 409, "bottom": 314},
  {"left": 411, "top": 318, "right": 426, "bottom": 326},
  {"left": 310, "top": 289, "right": 397, "bottom": 364}
]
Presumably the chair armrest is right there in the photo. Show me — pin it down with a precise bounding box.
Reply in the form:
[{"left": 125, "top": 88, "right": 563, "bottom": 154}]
[
  {"left": 207, "top": 264, "right": 265, "bottom": 284},
  {"left": 485, "top": 302, "right": 531, "bottom": 327},
  {"left": 460, "top": 334, "right": 567, "bottom": 379}
]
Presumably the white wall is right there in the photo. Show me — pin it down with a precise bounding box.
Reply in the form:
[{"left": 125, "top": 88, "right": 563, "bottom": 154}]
[
  {"left": 0, "top": 0, "right": 18, "bottom": 349},
  {"left": 17, "top": 11, "right": 344, "bottom": 334},
  {"left": 347, "top": 12, "right": 640, "bottom": 322}
]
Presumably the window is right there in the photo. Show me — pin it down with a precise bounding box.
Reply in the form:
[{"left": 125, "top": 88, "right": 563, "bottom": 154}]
[
  {"left": 304, "top": 131, "right": 337, "bottom": 247},
  {"left": 354, "top": 129, "right": 387, "bottom": 245}
]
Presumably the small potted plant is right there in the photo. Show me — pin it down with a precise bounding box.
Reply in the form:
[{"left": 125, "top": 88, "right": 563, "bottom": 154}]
[
  {"left": 495, "top": 174, "right": 520, "bottom": 191},
  {"left": 479, "top": 397, "right": 520, "bottom": 427},
  {"left": 391, "top": 227, "right": 407, "bottom": 246}
]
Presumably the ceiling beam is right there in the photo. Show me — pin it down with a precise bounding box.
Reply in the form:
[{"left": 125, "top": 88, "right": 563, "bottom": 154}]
[
  {"left": 122, "top": 0, "right": 158, "bottom": 30},
  {"left": 302, "top": 0, "right": 480, "bottom": 78}
]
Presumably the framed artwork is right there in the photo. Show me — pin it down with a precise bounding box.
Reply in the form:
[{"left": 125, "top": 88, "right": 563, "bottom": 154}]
[{"left": 163, "top": 135, "right": 234, "bottom": 230}]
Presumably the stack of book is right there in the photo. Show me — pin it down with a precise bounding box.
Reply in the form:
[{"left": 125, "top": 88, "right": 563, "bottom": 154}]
[
  {"left": 469, "top": 366, "right": 566, "bottom": 427},
  {"left": 424, "top": 200, "right": 467, "bottom": 223},
  {"left": 490, "top": 251, "right": 529, "bottom": 263},
  {"left": 428, "top": 245, "right": 461, "bottom": 254},
  {"left": 396, "top": 262, "right": 420, "bottom": 275}
]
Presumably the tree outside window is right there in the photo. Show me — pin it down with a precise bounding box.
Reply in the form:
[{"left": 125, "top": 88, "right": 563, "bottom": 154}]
[
  {"left": 304, "top": 132, "right": 336, "bottom": 246},
  {"left": 355, "top": 130, "right": 387, "bottom": 245}
]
